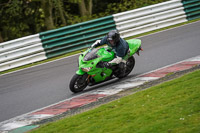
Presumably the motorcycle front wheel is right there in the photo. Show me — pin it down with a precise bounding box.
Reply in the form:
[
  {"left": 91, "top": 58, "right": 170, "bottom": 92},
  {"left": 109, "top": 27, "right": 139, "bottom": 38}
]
[{"left": 69, "top": 73, "right": 88, "bottom": 93}]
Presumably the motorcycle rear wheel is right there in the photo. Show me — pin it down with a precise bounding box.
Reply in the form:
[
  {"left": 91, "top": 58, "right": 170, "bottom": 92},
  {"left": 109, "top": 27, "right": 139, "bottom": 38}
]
[
  {"left": 114, "top": 56, "right": 135, "bottom": 78},
  {"left": 69, "top": 73, "right": 88, "bottom": 93}
]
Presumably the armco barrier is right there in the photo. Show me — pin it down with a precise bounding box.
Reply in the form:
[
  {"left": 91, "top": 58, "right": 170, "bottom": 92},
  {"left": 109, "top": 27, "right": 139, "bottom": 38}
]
[
  {"left": 0, "top": 0, "right": 200, "bottom": 72},
  {"left": 0, "top": 34, "right": 46, "bottom": 72},
  {"left": 114, "top": 0, "right": 187, "bottom": 38},
  {"left": 0, "top": 34, "right": 41, "bottom": 53},
  {"left": 113, "top": 0, "right": 183, "bottom": 23},
  {"left": 182, "top": 0, "right": 200, "bottom": 20},
  {"left": 0, "top": 16, "right": 116, "bottom": 72},
  {"left": 40, "top": 15, "right": 116, "bottom": 58}
]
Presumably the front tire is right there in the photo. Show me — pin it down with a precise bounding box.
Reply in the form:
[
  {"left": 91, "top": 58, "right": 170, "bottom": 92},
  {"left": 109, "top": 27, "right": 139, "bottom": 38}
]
[{"left": 69, "top": 73, "right": 88, "bottom": 93}]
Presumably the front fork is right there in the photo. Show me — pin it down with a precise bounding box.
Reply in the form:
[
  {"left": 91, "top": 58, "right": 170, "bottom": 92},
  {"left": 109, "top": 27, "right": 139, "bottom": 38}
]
[
  {"left": 76, "top": 69, "right": 92, "bottom": 84},
  {"left": 76, "top": 69, "right": 86, "bottom": 75}
]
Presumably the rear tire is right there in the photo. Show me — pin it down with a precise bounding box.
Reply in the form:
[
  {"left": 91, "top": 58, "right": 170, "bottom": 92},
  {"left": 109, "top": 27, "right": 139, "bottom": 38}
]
[
  {"left": 114, "top": 56, "right": 135, "bottom": 78},
  {"left": 69, "top": 73, "right": 88, "bottom": 93}
]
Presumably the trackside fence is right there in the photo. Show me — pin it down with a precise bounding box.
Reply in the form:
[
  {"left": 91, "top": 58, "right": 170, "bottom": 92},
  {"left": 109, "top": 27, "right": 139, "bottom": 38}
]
[{"left": 40, "top": 16, "right": 116, "bottom": 58}]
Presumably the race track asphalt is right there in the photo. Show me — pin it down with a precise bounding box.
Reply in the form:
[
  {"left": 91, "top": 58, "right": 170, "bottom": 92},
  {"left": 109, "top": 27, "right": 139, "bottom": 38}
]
[{"left": 0, "top": 21, "right": 200, "bottom": 122}]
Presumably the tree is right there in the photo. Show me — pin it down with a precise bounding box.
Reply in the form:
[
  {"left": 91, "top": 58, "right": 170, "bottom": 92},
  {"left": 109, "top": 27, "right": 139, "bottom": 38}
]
[
  {"left": 0, "top": 0, "right": 168, "bottom": 42},
  {"left": 78, "top": 0, "right": 92, "bottom": 16},
  {"left": 40, "top": 0, "right": 55, "bottom": 30},
  {"left": 56, "top": 0, "right": 67, "bottom": 26},
  {"left": 0, "top": 0, "right": 33, "bottom": 41},
  {"left": 0, "top": 32, "right": 3, "bottom": 43}
]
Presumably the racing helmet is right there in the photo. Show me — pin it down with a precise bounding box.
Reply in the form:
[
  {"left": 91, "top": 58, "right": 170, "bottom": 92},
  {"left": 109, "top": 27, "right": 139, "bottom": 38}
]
[{"left": 107, "top": 30, "right": 120, "bottom": 47}]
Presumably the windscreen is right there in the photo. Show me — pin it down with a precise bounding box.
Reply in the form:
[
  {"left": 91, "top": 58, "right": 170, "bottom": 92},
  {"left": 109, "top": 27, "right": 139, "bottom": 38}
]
[{"left": 83, "top": 48, "right": 99, "bottom": 61}]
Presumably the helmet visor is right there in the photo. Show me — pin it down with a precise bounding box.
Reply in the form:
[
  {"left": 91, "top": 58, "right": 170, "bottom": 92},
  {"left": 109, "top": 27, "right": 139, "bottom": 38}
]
[
  {"left": 108, "top": 37, "right": 115, "bottom": 46},
  {"left": 109, "top": 40, "right": 115, "bottom": 46}
]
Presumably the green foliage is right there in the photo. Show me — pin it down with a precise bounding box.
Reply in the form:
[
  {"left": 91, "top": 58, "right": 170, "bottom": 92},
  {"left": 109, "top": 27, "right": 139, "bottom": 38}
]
[
  {"left": 0, "top": 0, "right": 45, "bottom": 41},
  {"left": 0, "top": 0, "right": 168, "bottom": 42}
]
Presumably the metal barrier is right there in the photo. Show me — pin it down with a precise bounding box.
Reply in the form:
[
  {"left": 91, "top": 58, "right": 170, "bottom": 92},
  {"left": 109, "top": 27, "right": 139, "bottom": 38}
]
[
  {"left": 40, "top": 15, "right": 116, "bottom": 58},
  {"left": 0, "top": 34, "right": 46, "bottom": 72},
  {"left": 0, "top": 0, "right": 200, "bottom": 72},
  {"left": 0, "top": 16, "right": 116, "bottom": 72},
  {"left": 114, "top": 0, "right": 187, "bottom": 38},
  {"left": 182, "top": 0, "right": 200, "bottom": 20}
]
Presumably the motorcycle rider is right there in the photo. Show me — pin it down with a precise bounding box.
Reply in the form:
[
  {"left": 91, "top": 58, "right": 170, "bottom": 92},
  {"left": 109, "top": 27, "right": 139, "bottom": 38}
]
[
  {"left": 91, "top": 30, "right": 129, "bottom": 67},
  {"left": 91, "top": 30, "right": 129, "bottom": 76}
]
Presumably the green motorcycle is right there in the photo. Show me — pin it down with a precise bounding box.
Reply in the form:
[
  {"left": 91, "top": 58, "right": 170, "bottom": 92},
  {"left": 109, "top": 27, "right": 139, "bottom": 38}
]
[{"left": 69, "top": 39, "right": 142, "bottom": 93}]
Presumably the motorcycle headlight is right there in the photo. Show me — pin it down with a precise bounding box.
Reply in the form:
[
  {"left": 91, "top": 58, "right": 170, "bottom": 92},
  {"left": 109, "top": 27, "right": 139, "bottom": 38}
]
[{"left": 81, "top": 67, "right": 92, "bottom": 72}]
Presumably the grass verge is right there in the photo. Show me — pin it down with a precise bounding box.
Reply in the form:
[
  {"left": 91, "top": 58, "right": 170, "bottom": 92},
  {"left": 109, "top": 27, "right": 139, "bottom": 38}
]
[
  {"left": 1, "top": 19, "right": 200, "bottom": 75},
  {"left": 30, "top": 70, "right": 200, "bottom": 133}
]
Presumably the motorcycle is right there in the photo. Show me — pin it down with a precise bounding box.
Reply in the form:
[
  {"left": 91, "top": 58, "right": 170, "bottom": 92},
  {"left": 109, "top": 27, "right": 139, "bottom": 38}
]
[{"left": 69, "top": 39, "right": 143, "bottom": 93}]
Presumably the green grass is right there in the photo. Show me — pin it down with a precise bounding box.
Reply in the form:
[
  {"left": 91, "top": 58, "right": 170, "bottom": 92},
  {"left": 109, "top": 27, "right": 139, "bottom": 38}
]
[{"left": 30, "top": 70, "right": 200, "bottom": 133}]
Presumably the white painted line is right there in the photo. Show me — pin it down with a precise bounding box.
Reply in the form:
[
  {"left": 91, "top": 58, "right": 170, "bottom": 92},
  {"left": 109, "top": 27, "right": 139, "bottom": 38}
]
[
  {"left": 91, "top": 88, "right": 123, "bottom": 95},
  {"left": 114, "top": 81, "right": 145, "bottom": 89},
  {"left": 91, "top": 77, "right": 159, "bottom": 95},
  {"left": 129, "top": 77, "right": 159, "bottom": 82},
  {"left": 185, "top": 55, "right": 200, "bottom": 61},
  {"left": 28, "top": 114, "right": 53, "bottom": 119},
  {"left": 0, "top": 122, "right": 29, "bottom": 131},
  {"left": 0, "top": 115, "right": 52, "bottom": 131}
]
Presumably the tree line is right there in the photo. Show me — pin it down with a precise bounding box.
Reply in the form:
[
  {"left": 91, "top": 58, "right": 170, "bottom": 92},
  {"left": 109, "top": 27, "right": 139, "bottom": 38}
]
[{"left": 0, "top": 0, "right": 167, "bottom": 42}]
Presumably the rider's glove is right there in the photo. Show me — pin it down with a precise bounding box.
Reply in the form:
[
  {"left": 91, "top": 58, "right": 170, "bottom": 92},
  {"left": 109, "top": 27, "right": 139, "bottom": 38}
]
[{"left": 91, "top": 40, "right": 101, "bottom": 48}]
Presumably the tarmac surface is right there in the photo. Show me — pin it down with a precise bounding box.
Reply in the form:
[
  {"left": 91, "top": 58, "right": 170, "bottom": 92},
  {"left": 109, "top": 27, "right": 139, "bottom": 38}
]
[{"left": 0, "top": 21, "right": 200, "bottom": 123}]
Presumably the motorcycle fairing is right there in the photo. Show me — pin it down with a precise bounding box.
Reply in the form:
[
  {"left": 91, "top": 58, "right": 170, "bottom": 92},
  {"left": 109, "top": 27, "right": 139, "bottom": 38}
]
[
  {"left": 76, "top": 47, "right": 114, "bottom": 82},
  {"left": 124, "top": 39, "right": 141, "bottom": 60},
  {"left": 76, "top": 39, "right": 141, "bottom": 83}
]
